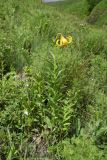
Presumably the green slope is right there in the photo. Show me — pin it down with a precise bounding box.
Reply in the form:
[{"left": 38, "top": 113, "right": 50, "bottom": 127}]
[
  {"left": 49, "top": 0, "right": 88, "bottom": 18},
  {"left": 88, "top": 0, "right": 107, "bottom": 26}
]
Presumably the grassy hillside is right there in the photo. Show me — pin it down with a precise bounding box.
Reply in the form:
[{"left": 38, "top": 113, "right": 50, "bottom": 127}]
[
  {"left": 49, "top": 0, "right": 89, "bottom": 18},
  {"left": 88, "top": 0, "right": 107, "bottom": 26},
  {"left": 0, "top": 0, "right": 107, "bottom": 159}
]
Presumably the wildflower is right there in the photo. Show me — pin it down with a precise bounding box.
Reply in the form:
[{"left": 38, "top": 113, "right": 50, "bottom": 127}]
[
  {"left": 24, "top": 110, "right": 29, "bottom": 116},
  {"left": 56, "top": 34, "right": 73, "bottom": 48}
]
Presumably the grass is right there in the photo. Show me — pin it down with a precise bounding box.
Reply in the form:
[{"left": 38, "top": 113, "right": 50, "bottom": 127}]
[
  {"left": 0, "top": 0, "right": 107, "bottom": 159},
  {"left": 49, "top": 0, "right": 89, "bottom": 18}
]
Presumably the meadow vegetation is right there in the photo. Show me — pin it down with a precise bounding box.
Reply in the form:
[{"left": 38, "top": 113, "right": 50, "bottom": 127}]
[{"left": 0, "top": 0, "right": 107, "bottom": 159}]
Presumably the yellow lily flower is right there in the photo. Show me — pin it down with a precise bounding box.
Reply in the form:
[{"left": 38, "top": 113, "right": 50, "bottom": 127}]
[{"left": 56, "top": 34, "right": 73, "bottom": 48}]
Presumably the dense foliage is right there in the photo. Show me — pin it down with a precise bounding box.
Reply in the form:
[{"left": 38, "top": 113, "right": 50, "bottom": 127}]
[
  {"left": 87, "top": 0, "right": 102, "bottom": 11},
  {"left": 0, "top": 0, "right": 107, "bottom": 159}
]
